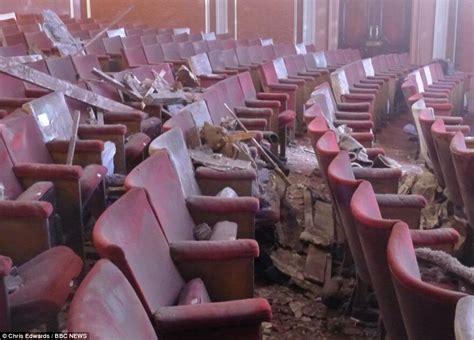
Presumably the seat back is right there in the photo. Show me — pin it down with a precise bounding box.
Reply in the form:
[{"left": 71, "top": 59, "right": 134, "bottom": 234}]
[
  {"left": 315, "top": 130, "right": 340, "bottom": 183},
  {"left": 451, "top": 132, "right": 474, "bottom": 228},
  {"left": 0, "top": 44, "right": 27, "bottom": 57},
  {"left": 124, "top": 151, "right": 196, "bottom": 243},
  {"left": 223, "top": 75, "right": 246, "bottom": 108},
  {"left": 351, "top": 181, "right": 407, "bottom": 339},
  {"left": 431, "top": 119, "right": 464, "bottom": 208},
  {"left": 235, "top": 47, "right": 252, "bottom": 66},
  {"left": 237, "top": 71, "right": 257, "bottom": 99},
  {"left": 178, "top": 41, "right": 195, "bottom": 59},
  {"left": 248, "top": 46, "right": 264, "bottom": 64},
  {"left": 188, "top": 53, "right": 213, "bottom": 76},
  {"left": 387, "top": 222, "right": 466, "bottom": 340},
  {"left": 172, "top": 32, "right": 189, "bottom": 43},
  {"left": 84, "top": 38, "right": 107, "bottom": 56},
  {"left": 0, "top": 72, "right": 27, "bottom": 98},
  {"left": 261, "top": 45, "right": 276, "bottom": 61},
  {"left": 147, "top": 127, "right": 201, "bottom": 197},
  {"left": 22, "top": 91, "right": 74, "bottom": 142},
  {"left": 68, "top": 259, "right": 158, "bottom": 340},
  {"left": 259, "top": 61, "right": 280, "bottom": 89},
  {"left": 24, "top": 32, "right": 53, "bottom": 52},
  {"left": 222, "top": 49, "right": 240, "bottom": 68},
  {"left": 86, "top": 80, "right": 122, "bottom": 102},
  {"left": 161, "top": 42, "right": 182, "bottom": 61},
  {"left": 201, "top": 83, "right": 231, "bottom": 124},
  {"left": 327, "top": 151, "right": 370, "bottom": 283},
  {"left": 3, "top": 32, "right": 27, "bottom": 49},
  {"left": 157, "top": 33, "right": 173, "bottom": 44},
  {"left": 0, "top": 113, "right": 53, "bottom": 164},
  {"left": 310, "top": 82, "right": 338, "bottom": 122},
  {"left": 93, "top": 188, "right": 186, "bottom": 316},
  {"left": 143, "top": 43, "right": 165, "bottom": 64},
  {"left": 140, "top": 34, "right": 158, "bottom": 46},
  {"left": 418, "top": 109, "right": 446, "bottom": 188},
  {"left": 45, "top": 56, "right": 78, "bottom": 84},
  {"left": 71, "top": 54, "right": 101, "bottom": 81},
  {"left": 122, "top": 35, "right": 141, "bottom": 49},
  {"left": 192, "top": 40, "right": 209, "bottom": 54},
  {"left": 411, "top": 99, "right": 430, "bottom": 163},
  {"left": 208, "top": 50, "right": 226, "bottom": 71},
  {"left": 103, "top": 36, "right": 123, "bottom": 55},
  {"left": 330, "top": 69, "right": 351, "bottom": 102},
  {"left": 122, "top": 47, "right": 148, "bottom": 68}
]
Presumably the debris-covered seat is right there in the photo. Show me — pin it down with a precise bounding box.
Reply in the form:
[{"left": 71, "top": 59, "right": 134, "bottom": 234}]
[
  {"left": 431, "top": 118, "right": 469, "bottom": 217},
  {"left": 351, "top": 180, "right": 458, "bottom": 339},
  {"left": 125, "top": 149, "right": 260, "bottom": 240},
  {"left": 0, "top": 136, "right": 56, "bottom": 263},
  {"left": 0, "top": 246, "right": 82, "bottom": 331},
  {"left": 68, "top": 259, "right": 158, "bottom": 339},
  {"left": 93, "top": 188, "right": 271, "bottom": 339},
  {"left": 387, "top": 222, "right": 465, "bottom": 340},
  {"left": 188, "top": 53, "right": 227, "bottom": 88},
  {"left": 0, "top": 113, "right": 107, "bottom": 256},
  {"left": 23, "top": 91, "right": 150, "bottom": 174},
  {"left": 304, "top": 82, "right": 373, "bottom": 129},
  {"left": 418, "top": 108, "right": 466, "bottom": 189}
]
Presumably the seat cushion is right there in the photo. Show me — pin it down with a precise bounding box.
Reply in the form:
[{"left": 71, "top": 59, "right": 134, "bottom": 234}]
[
  {"left": 177, "top": 278, "right": 211, "bottom": 306},
  {"left": 279, "top": 110, "right": 296, "bottom": 128},
  {"left": 10, "top": 246, "right": 83, "bottom": 331},
  {"left": 80, "top": 164, "right": 107, "bottom": 204},
  {"left": 140, "top": 117, "right": 162, "bottom": 140}
]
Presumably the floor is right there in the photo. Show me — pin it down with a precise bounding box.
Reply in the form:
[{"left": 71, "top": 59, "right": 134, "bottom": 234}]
[{"left": 255, "top": 110, "right": 425, "bottom": 340}]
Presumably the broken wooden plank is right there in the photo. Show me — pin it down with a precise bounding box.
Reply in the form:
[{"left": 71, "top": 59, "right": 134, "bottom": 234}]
[
  {"left": 0, "top": 56, "right": 136, "bottom": 113},
  {"left": 303, "top": 244, "right": 328, "bottom": 285},
  {"left": 303, "top": 188, "right": 313, "bottom": 229},
  {"left": 66, "top": 110, "right": 81, "bottom": 165},
  {"left": 300, "top": 200, "right": 334, "bottom": 247},
  {"left": 8, "top": 55, "right": 43, "bottom": 64},
  {"left": 92, "top": 67, "right": 143, "bottom": 101}
]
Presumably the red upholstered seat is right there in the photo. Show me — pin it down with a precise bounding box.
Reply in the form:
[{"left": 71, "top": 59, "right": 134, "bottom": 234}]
[
  {"left": 351, "top": 180, "right": 457, "bottom": 339},
  {"left": 93, "top": 188, "right": 271, "bottom": 339},
  {"left": 0, "top": 113, "right": 107, "bottom": 256},
  {"left": 387, "top": 222, "right": 464, "bottom": 340},
  {"left": 68, "top": 259, "right": 157, "bottom": 339},
  {"left": 3, "top": 246, "right": 83, "bottom": 331}
]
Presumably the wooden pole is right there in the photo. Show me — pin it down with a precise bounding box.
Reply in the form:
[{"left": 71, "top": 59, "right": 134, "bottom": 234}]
[
  {"left": 76, "top": 5, "right": 135, "bottom": 55},
  {"left": 66, "top": 110, "right": 81, "bottom": 165},
  {"left": 224, "top": 103, "right": 291, "bottom": 186}
]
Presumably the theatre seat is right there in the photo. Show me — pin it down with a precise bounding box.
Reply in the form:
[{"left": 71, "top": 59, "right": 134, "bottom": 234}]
[
  {"left": 431, "top": 119, "right": 468, "bottom": 216},
  {"left": 451, "top": 132, "right": 474, "bottom": 260},
  {"left": 124, "top": 149, "right": 259, "bottom": 240},
  {"left": 307, "top": 105, "right": 376, "bottom": 151},
  {"left": 0, "top": 113, "right": 107, "bottom": 257},
  {"left": 68, "top": 259, "right": 158, "bottom": 339},
  {"left": 305, "top": 82, "right": 373, "bottom": 129},
  {"left": 1, "top": 246, "right": 83, "bottom": 331},
  {"left": 418, "top": 109, "right": 466, "bottom": 189},
  {"left": 387, "top": 222, "right": 464, "bottom": 340},
  {"left": 0, "top": 136, "right": 55, "bottom": 263},
  {"left": 188, "top": 53, "right": 227, "bottom": 88},
  {"left": 93, "top": 188, "right": 271, "bottom": 339},
  {"left": 351, "top": 181, "right": 458, "bottom": 339}
]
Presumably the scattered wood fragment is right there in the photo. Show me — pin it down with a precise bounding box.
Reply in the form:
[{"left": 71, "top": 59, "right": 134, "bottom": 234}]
[
  {"left": 304, "top": 244, "right": 328, "bottom": 284},
  {"left": 66, "top": 110, "right": 81, "bottom": 165}
]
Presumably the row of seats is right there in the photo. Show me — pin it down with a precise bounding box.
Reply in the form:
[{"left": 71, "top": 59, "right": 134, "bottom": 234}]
[{"left": 305, "top": 106, "right": 463, "bottom": 339}]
